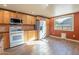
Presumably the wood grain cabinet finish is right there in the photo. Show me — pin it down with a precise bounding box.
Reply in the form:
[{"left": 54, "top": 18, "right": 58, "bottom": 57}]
[
  {"left": 3, "top": 33, "right": 10, "bottom": 49},
  {"left": 0, "top": 25, "right": 9, "bottom": 32},
  {"left": 24, "top": 31, "right": 28, "bottom": 42},
  {"left": 26, "top": 31, "right": 37, "bottom": 41},
  {"left": 29, "top": 31, "right": 35, "bottom": 41},
  {"left": 27, "top": 31, "right": 32, "bottom": 41},
  {"left": 3, "top": 10, "right": 10, "bottom": 24},
  {"left": 32, "top": 31, "right": 37, "bottom": 40},
  {"left": 5, "top": 25, "right": 9, "bottom": 32},
  {"left": 31, "top": 16, "right": 36, "bottom": 25},
  {"left": 24, "top": 30, "right": 37, "bottom": 42},
  {"left": 26, "top": 15, "right": 32, "bottom": 24},
  {"left": 35, "top": 31, "right": 38, "bottom": 40},
  {"left": 16, "top": 13, "right": 22, "bottom": 19},
  {"left": 0, "top": 10, "right": 3, "bottom": 24},
  {"left": 10, "top": 12, "right": 17, "bottom": 19},
  {"left": 22, "top": 14, "right": 27, "bottom": 24}
]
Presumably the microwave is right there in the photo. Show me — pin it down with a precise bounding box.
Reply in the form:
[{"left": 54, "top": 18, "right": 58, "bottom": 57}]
[{"left": 10, "top": 18, "right": 22, "bottom": 24}]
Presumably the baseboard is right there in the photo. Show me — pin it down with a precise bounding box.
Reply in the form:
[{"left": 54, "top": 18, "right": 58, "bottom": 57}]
[{"left": 49, "top": 35, "right": 79, "bottom": 43}]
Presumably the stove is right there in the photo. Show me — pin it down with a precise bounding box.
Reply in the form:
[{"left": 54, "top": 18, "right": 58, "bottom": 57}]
[{"left": 10, "top": 26, "right": 24, "bottom": 47}]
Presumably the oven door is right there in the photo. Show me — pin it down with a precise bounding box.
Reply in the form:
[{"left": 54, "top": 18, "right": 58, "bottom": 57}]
[{"left": 10, "top": 31, "right": 24, "bottom": 47}]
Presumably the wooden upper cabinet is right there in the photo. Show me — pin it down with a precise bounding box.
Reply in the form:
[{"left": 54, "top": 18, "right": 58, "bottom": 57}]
[
  {"left": 22, "top": 14, "right": 27, "bottom": 24},
  {"left": 27, "top": 15, "right": 36, "bottom": 24},
  {"left": 16, "top": 13, "right": 22, "bottom": 19},
  {"left": 10, "top": 12, "right": 16, "bottom": 19},
  {"left": 22, "top": 14, "right": 36, "bottom": 25},
  {"left": 31, "top": 16, "right": 36, "bottom": 25},
  {"left": 26, "top": 15, "right": 32, "bottom": 24},
  {"left": 0, "top": 10, "right": 3, "bottom": 24},
  {"left": 10, "top": 12, "right": 23, "bottom": 19},
  {"left": 3, "top": 10, "right": 10, "bottom": 24}
]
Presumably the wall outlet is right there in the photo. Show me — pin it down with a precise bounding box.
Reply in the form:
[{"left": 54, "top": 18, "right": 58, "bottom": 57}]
[{"left": 61, "top": 33, "right": 66, "bottom": 39}]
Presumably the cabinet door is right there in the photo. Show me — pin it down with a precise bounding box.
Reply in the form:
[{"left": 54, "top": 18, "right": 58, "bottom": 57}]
[
  {"left": 32, "top": 31, "right": 36, "bottom": 40},
  {"left": 24, "top": 31, "right": 28, "bottom": 42},
  {"left": 28, "top": 31, "right": 32, "bottom": 41},
  {"left": 16, "top": 13, "right": 22, "bottom": 19},
  {"left": 26, "top": 15, "right": 32, "bottom": 24},
  {"left": 33, "top": 31, "right": 38, "bottom": 40},
  {"left": 31, "top": 16, "right": 36, "bottom": 25},
  {"left": 27, "top": 31, "right": 37, "bottom": 41},
  {"left": 0, "top": 10, "right": 3, "bottom": 24},
  {"left": 3, "top": 10, "right": 10, "bottom": 24},
  {"left": 3, "top": 33, "right": 10, "bottom": 49},
  {"left": 22, "top": 14, "right": 27, "bottom": 24},
  {"left": 10, "top": 12, "right": 16, "bottom": 18},
  {"left": 35, "top": 31, "right": 38, "bottom": 40}
]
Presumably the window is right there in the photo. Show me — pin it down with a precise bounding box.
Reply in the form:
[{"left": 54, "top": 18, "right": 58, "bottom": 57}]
[{"left": 54, "top": 14, "right": 74, "bottom": 31}]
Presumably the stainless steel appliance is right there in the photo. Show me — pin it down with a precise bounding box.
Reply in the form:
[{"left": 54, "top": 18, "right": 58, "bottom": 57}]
[{"left": 10, "top": 26, "right": 24, "bottom": 47}]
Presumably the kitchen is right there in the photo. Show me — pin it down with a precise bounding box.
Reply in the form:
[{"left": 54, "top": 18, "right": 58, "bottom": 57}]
[
  {"left": 1, "top": 4, "right": 79, "bottom": 55},
  {"left": 0, "top": 5, "right": 50, "bottom": 54},
  {"left": 0, "top": 0, "right": 78, "bottom": 59}
]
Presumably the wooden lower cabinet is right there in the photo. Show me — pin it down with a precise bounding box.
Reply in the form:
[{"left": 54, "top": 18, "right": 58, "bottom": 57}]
[
  {"left": 28, "top": 31, "right": 37, "bottom": 41},
  {"left": 28, "top": 31, "right": 35, "bottom": 41},
  {"left": 24, "top": 31, "right": 28, "bottom": 42},
  {"left": 35, "top": 31, "right": 38, "bottom": 40},
  {"left": 24, "top": 30, "right": 38, "bottom": 42},
  {"left": 3, "top": 33, "right": 10, "bottom": 49}
]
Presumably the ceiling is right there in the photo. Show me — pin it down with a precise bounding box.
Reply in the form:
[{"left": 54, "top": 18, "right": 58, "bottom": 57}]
[
  {"left": 0, "top": 4, "right": 54, "bottom": 17},
  {"left": 0, "top": 4, "right": 79, "bottom": 17}
]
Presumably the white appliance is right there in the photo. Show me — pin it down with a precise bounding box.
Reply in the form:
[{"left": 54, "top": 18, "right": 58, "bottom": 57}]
[{"left": 10, "top": 26, "right": 24, "bottom": 47}]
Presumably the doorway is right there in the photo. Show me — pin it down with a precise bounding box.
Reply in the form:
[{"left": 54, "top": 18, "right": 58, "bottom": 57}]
[{"left": 39, "top": 20, "right": 46, "bottom": 39}]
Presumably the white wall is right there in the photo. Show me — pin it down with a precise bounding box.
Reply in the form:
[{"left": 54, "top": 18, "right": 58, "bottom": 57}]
[{"left": 52, "top": 4, "right": 79, "bottom": 16}]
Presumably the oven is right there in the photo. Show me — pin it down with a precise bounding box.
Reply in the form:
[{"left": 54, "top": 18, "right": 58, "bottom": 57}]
[{"left": 10, "top": 26, "right": 24, "bottom": 47}]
